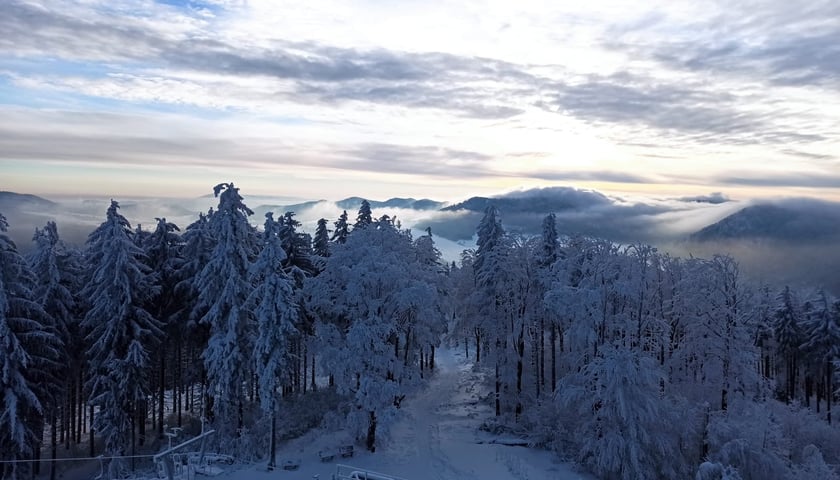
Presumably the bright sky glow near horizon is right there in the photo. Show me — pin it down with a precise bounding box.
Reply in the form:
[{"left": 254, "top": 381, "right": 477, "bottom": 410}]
[{"left": 1, "top": 0, "right": 840, "bottom": 202}]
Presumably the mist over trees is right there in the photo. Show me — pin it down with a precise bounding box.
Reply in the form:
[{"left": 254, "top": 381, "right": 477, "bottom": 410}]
[{"left": 1, "top": 184, "right": 840, "bottom": 480}]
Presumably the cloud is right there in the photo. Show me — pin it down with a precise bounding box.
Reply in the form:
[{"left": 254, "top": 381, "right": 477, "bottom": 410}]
[
  {"left": 676, "top": 192, "right": 731, "bottom": 204},
  {"left": 0, "top": 1, "right": 535, "bottom": 119},
  {"left": 434, "top": 186, "right": 685, "bottom": 243},
  {"left": 522, "top": 169, "right": 654, "bottom": 184},
  {"left": 3, "top": 0, "right": 840, "bottom": 201},
  {"left": 716, "top": 173, "right": 840, "bottom": 189},
  {"left": 603, "top": 0, "right": 840, "bottom": 91},
  {"left": 543, "top": 72, "right": 829, "bottom": 147}
]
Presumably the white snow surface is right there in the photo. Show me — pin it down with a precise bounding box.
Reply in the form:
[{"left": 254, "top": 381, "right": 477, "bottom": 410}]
[{"left": 217, "top": 348, "right": 592, "bottom": 480}]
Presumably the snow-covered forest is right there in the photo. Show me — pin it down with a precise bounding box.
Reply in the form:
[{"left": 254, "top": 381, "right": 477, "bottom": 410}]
[{"left": 2, "top": 182, "right": 840, "bottom": 480}]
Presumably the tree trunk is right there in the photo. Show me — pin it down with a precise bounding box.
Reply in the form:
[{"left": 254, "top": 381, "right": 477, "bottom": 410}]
[
  {"left": 366, "top": 411, "right": 377, "bottom": 452},
  {"left": 32, "top": 440, "right": 41, "bottom": 478},
  {"left": 475, "top": 330, "right": 481, "bottom": 363},
  {"left": 176, "top": 340, "right": 182, "bottom": 427},
  {"left": 75, "top": 374, "right": 81, "bottom": 444},
  {"left": 158, "top": 346, "right": 166, "bottom": 437},
  {"left": 68, "top": 381, "right": 75, "bottom": 449},
  {"left": 51, "top": 408, "right": 57, "bottom": 480},
  {"left": 805, "top": 371, "right": 812, "bottom": 408},
  {"left": 430, "top": 345, "right": 435, "bottom": 371},
  {"left": 89, "top": 405, "right": 94, "bottom": 458},
  {"left": 268, "top": 404, "right": 277, "bottom": 470},
  {"left": 311, "top": 354, "right": 317, "bottom": 392},
  {"left": 516, "top": 324, "right": 524, "bottom": 418},
  {"left": 404, "top": 331, "right": 411, "bottom": 366},
  {"left": 539, "top": 317, "right": 545, "bottom": 389},
  {"left": 63, "top": 389, "right": 70, "bottom": 450},
  {"left": 303, "top": 342, "right": 308, "bottom": 395},
  {"left": 138, "top": 398, "right": 146, "bottom": 447},
  {"left": 827, "top": 361, "right": 833, "bottom": 425},
  {"left": 131, "top": 403, "right": 136, "bottom": 472},
  {"left": 551, "top": 324, "right": 557, "bottom": 393},
  {"left": 203, "top": 370, "right": 215, "bottom": 423},
  {"left": 495, "top": 360, "right": 501, "bottom": 417}
]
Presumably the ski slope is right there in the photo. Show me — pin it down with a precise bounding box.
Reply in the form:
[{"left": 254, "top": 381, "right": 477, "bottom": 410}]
[{"left": 218, "top": 348, "right": 592, "bottom": 480}]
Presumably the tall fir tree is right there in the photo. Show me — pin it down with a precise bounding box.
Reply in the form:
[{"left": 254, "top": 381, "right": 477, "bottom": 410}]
[
  {"left": 279, "top": 211, "right": 317, "bottom": 284},
  {"left": 312, "top": 218, "right": 331, "bottom": 260},
  {"left": 174, "top": 209, "right": 215, "bottom": 429},
  {"left": 27, "top": 222, "right": 76, "bottom": 357},
  {"left": 539, "top": 213, "right": 559, "bottom": 267},
  {"left": 82, "top": 201, "right": 161, "bottom": 477},
  {"left": 774, "top": 286, "right": 803, "bottom": 403},
  {"left": 332, "top": 210, "right": 350, "bottom": 244},
  {"left": 193, "top": 183, "right": 256, "bottom": 437},
  {"left": 0, "top": 213, "right": 61, "bottom": 480},
  {"left": 247, "top": 213, "right": 298, "bottom": 468},
  {"left": 27, "top": 221, "right": 81, "bottom": 478},
  {"left": 800, "top": 290, "right": 840, "bottom": 424},
  {"left": 474, "top": 205, "right": 506, "bottom": 283},
  {"left": 354, "top": 199, "right": 373, "bottom": 230},
  {"left": 144, "top": 217, "right": 184, "bottom": 437}
]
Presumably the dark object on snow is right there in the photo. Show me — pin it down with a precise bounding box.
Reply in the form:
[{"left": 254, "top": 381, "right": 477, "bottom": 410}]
[
  {"left": 340, "top": 445, "right": 354, "bottom": 458},
  {"left": 282, "top": 459, "right": 301, "bottom": 471},
  {"left": 319, "top": 450, "right": 336, "bottom": 462}
]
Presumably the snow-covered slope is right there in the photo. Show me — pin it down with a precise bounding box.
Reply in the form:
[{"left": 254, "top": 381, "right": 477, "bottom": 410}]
[{"left": 218, "top": 348, "right": 591, "bottom": 480}]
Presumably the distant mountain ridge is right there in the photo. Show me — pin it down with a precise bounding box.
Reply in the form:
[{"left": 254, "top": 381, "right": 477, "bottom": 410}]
[
  {"left": 0, "top": 191, "right": 57, "bottom": 210},
  {"left": 442, "top": 187, "right": 611, "bottom": 214},
  {"left": 336, "top": 197, "right": 446, "bottom": 211},
  {"left": 691, "top": 202, "right": 840, "bottom": 242}
]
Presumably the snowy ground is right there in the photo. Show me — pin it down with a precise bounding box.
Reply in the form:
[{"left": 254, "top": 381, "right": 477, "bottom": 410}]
[{"left": 217, "top": 348, "right": 592, "bottom": 480}]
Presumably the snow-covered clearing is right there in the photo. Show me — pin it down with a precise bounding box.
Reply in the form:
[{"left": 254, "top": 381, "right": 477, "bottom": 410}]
[{"left": 218, "top": 348, "right": 591, "bottom": 480}]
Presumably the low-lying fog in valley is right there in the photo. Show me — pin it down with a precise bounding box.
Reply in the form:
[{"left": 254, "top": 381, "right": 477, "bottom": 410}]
[{"left": 4, "top": 186, "right": 839, "bottom": 294}]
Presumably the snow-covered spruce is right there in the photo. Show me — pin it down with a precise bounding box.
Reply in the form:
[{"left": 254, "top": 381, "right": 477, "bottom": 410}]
[{"left": 81, "top": 200, "right": 162, "bottom": 478}]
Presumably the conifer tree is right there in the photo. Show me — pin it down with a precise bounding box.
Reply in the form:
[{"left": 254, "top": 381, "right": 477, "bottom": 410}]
[
  {"left": 144, "top": 217, "right": 184, "bottom": 436},
  {"left": 27, "top": 221, "right": 81, "bottom": 478},
  {"left": 279, "top": 211, "right": 317, "bottom": 283},
  {"left": 774, "top": 286, "right": 803, "bottom": 403},
  {"left": 81, "top": 201, "right": 161, "bottom": 477},
  {"left": 193, "top": 183, "right": 256, "bottom": 436},
  {"left": 473, "top": 205, "right": 509, "bottom": 416},
  {"left": 332, "top": 210, "right": 350, "bottom": 244},
  {"left": 174, "top": 209, "right": 215, "bottom": 425},
  {"left": 247, "top": 213, "right": 298, "bottom": 468},
  {"left": 313, "top": 218, "right": 331, "bottom": 259},
  {"left": 0, "top": 213, "right": 61, "bottom": 480},
  {"left": 355, "top": 199, "right": 373, "bottom": 229},
  {"left": 800, "top": 290, "right": 840, "bottom": 424}
]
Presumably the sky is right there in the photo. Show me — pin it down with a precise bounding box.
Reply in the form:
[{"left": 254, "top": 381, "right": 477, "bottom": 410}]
[{"left": 1, "top": 0, "right": 840, "bottom": 202}]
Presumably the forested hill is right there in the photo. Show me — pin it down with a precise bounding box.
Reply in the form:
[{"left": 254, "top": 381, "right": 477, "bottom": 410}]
[
  {"left": 0, "top": 191, "right": 57, "bottom": 209},
  {"left": 691, "top": 201, "right": 840, "bottom": 242}
]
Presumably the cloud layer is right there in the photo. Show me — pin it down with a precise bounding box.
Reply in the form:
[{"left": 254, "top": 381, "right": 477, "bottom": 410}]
[{"left": 1, "top": 0, "right": 839, "bottom": 201}]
